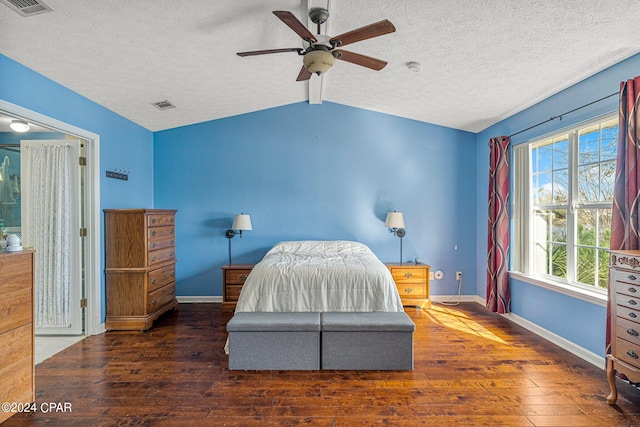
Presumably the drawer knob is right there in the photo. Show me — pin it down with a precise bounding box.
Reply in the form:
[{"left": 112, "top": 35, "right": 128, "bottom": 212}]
[
  {"left": 170, "top": 289, "right": 174, "bottom": 295},
  {"left": 627, "top": 328, "right": 639, "bottom": 337},
  {"left": 404, "top": 272, "right": 413, "bottom": 278},
  {"left": 404, "top": 288, "right": 413, "bottom": 294},
  {"left": 151, "top": 299, "right": 157, "bottom": 306},
  {"left": 169, "top": 217, "right": 174, "bottom": 223},
  {"left": 170, "top": 271, "right": 175, "bottom": 277},
  {"left": 151, "top": 278, "right": 157, "bottom": 285},
  {"left": 630, "top": 312, "right": 638, "bottom": 318},
  {"left": 152, "top": 218, "right": 156, "bottom": 224},
  {"left": 630, "top": 287, "right": 638, "bottom": 293},
  {"left": 152, "top": 256, "right": 157, "bottom": 262},
  {"left": 630, "top": 275, "right": 637, "bottom": 281},
  {"left": 630, "top": 300, "right": 638, "bottom": 305},
  {"left": 151, "top": 230, "right": 156, "bottom": 237},
  {"left": 627, "top": 350, "right": 638, "bottom": 359},
  {"left": 170, "top": 240, "right": 175, "bottom": 245},
  {"left": 151, "top": 243, "right": 156, "bottom": 249},
  {"left": 170, "top": 252, "right": 175, "bottom": 258},
  {"left": 239, "top": 274, "right": 247, "bottom": 280},
  {"left": 170, "top": 228, "right": 175, "bottom": 235}
]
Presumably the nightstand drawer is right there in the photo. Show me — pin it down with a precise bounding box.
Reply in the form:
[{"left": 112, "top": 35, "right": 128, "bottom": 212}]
[
  {"left": 390, "top": 268, "right": 427, "bottom": 284},
  {"left": 225, "top": 285, "right": 243, "bottom": 302},
  {"left": 397, "top": 284, "right": 426, "bottom": 298},
  {"left": 226, "top": 270, "right": 251, "bottom": 284}
]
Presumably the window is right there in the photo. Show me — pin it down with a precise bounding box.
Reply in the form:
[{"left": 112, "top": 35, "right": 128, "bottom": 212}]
[{"left": 515, "top": 115, "right": 618, "bottom": 292}]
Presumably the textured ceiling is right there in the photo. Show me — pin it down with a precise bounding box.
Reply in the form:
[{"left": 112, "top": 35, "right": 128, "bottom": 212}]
[{"left": 0, "top": 0, "right": 638, "bottom": 133}]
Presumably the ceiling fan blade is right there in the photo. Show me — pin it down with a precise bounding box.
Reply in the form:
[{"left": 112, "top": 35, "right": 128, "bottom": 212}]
[
  {"left": 329, "top": 19, "right": 396, "bottom": 47},
  {"left": 237, "top": 48, "right": 302, "bottom": 57},
  {"left": 334, "top": 50, "right": 388, "bottom": 71},
  {"left": 273, "top": 11, "right": 317, "bottom": 43},
  {"left": 296, "top": 66, "right": 312, "bottom": 81}
]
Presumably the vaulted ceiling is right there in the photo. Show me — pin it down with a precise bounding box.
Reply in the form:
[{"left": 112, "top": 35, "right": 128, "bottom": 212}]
[{"left": 1, "top": 0, "right": 638, "bottom": 133}]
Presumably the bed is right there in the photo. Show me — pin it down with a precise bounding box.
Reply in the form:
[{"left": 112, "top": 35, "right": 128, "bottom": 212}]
[
  {"left": 234, "top": 240, "right": 404, "bottom": 313},
  {"left": 226, "top": 240, "right": 414, "bottom": 370}
]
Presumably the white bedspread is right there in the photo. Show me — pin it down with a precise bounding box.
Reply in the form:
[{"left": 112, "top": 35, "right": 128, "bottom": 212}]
[{"left": 234, "top": 240, "right": 404, "bottom": 313}]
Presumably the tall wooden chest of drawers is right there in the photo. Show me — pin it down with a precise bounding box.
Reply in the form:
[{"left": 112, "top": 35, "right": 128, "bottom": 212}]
[
  {"left": 105, "top": 209, "right": 179, "bottom": 330},
  {"left": 607, "top": 250, "right": 640, "bottom": 404},
  {"left": 0, "top": 250, "right": 35, "bottom": 424},
  {"left": 387, "top": 263, "right": 431, "bottom": 309}
]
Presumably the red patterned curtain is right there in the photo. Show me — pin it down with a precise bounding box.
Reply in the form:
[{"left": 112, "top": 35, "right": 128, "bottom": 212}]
[
  {"left": 607, "top": 76, "right": 640, "bottom": 351},
  {"left": 487, "top": 136, "right": 511, "bottom": 313}
]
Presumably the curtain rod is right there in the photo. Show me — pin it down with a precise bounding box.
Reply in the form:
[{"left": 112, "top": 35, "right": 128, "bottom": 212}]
[{"left": 508, "top": 91, "right": 618, "bottom": 138}]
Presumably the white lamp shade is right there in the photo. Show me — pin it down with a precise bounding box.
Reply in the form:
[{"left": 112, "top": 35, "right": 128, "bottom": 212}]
[
  {"left": 232, "top": 214, "right": 252, "bottom": 231},
  {"left": 384, "top": 211, "right": 405, "bottom": 229}
]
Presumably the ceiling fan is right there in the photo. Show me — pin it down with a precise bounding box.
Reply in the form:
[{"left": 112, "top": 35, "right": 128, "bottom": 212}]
[{"left": 237, "top": 8, "right": 396, "bottom": 81}]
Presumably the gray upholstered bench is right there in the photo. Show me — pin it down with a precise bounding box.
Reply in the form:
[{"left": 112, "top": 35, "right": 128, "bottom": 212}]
[
  {"left": 226, "top": 312, "right": 321, "bottom": 370},
  {"left": 321, "top": 312, "right": 415, "bottom": 370}
]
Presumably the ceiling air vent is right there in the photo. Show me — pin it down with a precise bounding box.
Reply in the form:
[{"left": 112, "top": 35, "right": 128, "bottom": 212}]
[
  {"left": 151, "top": 100, "right": 176, "bottom": 111},
  {"left": 0, "top": 0, "right": 53, "bottom": 17}
]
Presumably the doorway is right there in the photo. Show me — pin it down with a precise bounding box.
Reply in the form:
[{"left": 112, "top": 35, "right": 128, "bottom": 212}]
[{"left": 0, "top": 100, "right": 102, "bottom": 339}]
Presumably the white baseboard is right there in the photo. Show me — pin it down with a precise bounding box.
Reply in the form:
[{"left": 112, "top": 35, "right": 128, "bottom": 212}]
[
  {"left": 176, "top": 296, "right": 223, "bottom": 303},
  {"left": 430, "top": 295, "right": 479, "bottom": 304},
  {"left": 500, "top": 310, "right": 604, "bottom": 369}
]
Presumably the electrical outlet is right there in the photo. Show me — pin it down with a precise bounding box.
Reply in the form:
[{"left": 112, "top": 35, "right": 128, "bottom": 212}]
[{"left": 456, "top": 271, "right": 462, "bottom": 280}]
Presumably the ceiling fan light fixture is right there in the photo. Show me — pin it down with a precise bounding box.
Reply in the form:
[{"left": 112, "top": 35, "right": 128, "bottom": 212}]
[
  {"left": 9, "top": 119, "right": 30, "bottom": 133},
  {"left": 303, "top": 48, "right": 335, "bottom": 75}
]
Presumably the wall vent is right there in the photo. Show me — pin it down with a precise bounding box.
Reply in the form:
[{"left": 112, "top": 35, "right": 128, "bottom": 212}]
[
  {"left": 0, "top": 0, "right": 53, "bottom": 17},
  {"left": 152, "top": 100, "right": 176, "bottom": 111}
]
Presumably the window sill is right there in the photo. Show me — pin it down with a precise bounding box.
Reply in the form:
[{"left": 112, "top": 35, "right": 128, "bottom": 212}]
[{"left": 509, "top": 271, "right": 607, "bottom": 307}]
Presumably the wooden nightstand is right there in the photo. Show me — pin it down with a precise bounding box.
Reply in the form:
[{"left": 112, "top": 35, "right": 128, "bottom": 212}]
[
  {"left": 387, "top": 263, "right": 431, "bottom": 309},
  {"left": 221, "top": 264, "right": 254, "bottom": 308}
]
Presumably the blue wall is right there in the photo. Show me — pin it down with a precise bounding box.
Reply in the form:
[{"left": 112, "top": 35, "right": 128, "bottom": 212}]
[
  {"left": 0, "top": 54, "right": 155, "bottom": 321},
  {"left": 475, "top": 52, "right": 640, "bottom": 357},
  {"left": 154, "top": 102, "right": 477, "bottom": 297}
]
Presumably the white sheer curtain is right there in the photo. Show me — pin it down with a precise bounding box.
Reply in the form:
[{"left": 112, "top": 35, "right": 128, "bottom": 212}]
[
  {"left": 512, "top": 143, "right": 531, "bottom": 274},
  {"left": 21, "top": 142, "right": 73, "bottom": 328}
]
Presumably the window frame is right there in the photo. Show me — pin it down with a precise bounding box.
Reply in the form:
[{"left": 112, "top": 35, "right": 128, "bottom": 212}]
[{"left": 512, "top": 112, "right": 617, "bottom": 300}]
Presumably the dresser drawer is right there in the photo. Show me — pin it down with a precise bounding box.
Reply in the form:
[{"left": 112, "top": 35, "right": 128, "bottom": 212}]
[
  {"left": 615, "top": 337, "right": 640, "bottom": 368},
  {"left": 148, "top": 235, "right": 175, "bottom": 251},
  {"left": 0, "top": 289, "right": 32, "bottom": 335},
  {"left": 614, "top": 269, "right": 640, "bottom": 286},
  {"left": 616, "top": 291, "right": 640, "bottom": 311},
  {"left": 226, "top": 269, "right": 251, "bottom": 284},
  {"left": 614, "top": 279, "right": 640, "bottom": 298},
  {"left": 148, "top": 247, "right": 176, "bottom": 266},
  {"left": 148, "top": 283, "right": 176, "bottom": 312},
  {"left": 148, "top": 264, "right": 176, "bottom": 293},
  {"left": 618, "top": 305, "right": 640, "bottom": 322},
  {"left": 148, "top": 213, "right": 175, "bottom": 227},
  {"left": 390, "top": 268, "right": 427, "bottom": 284},
  {"left": 397, "top": 284, "right": 427, "bottom": 298},
  {"left": 616, "top": 316, "right": 640, "bottom": 347},
  {"left": 148, "top": 225, "right": 175, "bottom": 243}
]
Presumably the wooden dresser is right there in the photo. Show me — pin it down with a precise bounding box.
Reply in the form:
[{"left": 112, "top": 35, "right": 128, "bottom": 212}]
[
  {"left": 221, "top": 264, "right": 254, "bottom": 308},
  {"left": 607, "top": 250, "right": 640, "bottom": 404},
  {"left": 0, "top": 250, "right": 35, "bottom": 424},
  {"left": 387, "top": 263, "right": 431, "bottom": 309},
  {"left": 105, "top": 209, "right": 179, "bottom": 330}
]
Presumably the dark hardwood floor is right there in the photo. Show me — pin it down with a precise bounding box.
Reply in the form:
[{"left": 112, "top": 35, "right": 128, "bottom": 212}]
[{"left": 4, "top": 303, "right": 640, "bottom": 426}]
